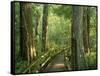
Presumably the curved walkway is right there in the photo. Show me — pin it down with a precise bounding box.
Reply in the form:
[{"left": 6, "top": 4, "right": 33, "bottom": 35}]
[{"left": 41, "top": 52, "right": 66, "bottom": 73}]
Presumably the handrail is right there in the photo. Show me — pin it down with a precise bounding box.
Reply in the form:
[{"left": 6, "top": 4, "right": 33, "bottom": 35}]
[
  {"left": 22, "top": 51, "right": 50, "bottom": 73},
  {"left": 22, "top": 46, "right": 70, "bottom": 73}
]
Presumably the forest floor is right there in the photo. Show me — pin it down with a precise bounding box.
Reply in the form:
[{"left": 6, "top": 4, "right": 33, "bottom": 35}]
[{"left": 41, "top": 52, "right": 66, "bottom": 73}]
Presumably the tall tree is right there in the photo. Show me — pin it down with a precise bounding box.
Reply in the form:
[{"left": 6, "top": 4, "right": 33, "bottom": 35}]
[
  {"left": 34, "top": 16, "right": 39, "bottom": 36},
  {"left": 41, "top": 4, "right": 48, "bottom": 52},
  {"left": 83, "top": 7, "right": 90, "bottom": 54},
  {"left": 87, "top": 7, "right": 90, "bottom": 51},
  {"left": 20, "top": 3, "right": 36, "bottom": 62},
  {"left": 33, "top": 8, "right": 41, "bottom": 37},
  {"left": 71, "top": 6, "right": 86, "bottom": 70}
]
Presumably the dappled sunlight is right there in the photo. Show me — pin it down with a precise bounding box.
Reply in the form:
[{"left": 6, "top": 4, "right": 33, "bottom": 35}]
[
  {"left": 30, "top": 46, "right": 36, "bottom": 59},
  {"left": 53, "top": 63, "right": 65, "bottom": 68}
]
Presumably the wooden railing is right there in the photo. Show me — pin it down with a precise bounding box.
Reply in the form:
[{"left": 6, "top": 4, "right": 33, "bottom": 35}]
[
  {"left": 64, "top": 47, "right": 71, "bottom": 70},
  {"left": 22, "top": 46, "right": 70, "bottom": 73}
]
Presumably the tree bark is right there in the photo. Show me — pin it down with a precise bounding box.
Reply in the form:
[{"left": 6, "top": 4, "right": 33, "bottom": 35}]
[
  {"left": 41, "top": 4, "right": 48, "bottom": 52},
  {"left": 83, "top": 7, "right": 90, "bottom": 54},
  {"left": 87, "top": 7, "right": 90, "bottom": 51},
  {"left": 34, "top": 16, "right": 39, "bottom": 36},
  {"left": 71, "top": 6, "right": 87, "bottom": 70},
  {"left": 20, "top": 3, "right": 36, "bottom": 61}
]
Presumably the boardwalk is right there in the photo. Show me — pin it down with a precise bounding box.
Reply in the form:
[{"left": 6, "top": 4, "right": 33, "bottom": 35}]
[{"left": 41, "top": 52, "right": 66, "bottom": 73}]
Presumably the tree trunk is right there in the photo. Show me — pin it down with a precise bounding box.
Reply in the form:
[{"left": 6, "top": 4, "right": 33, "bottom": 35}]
[
  {"left": 41, "top": 4, "right": 48, "bottom": 52},
  {"left": 34, "top": 16, "right": 39, "bottom": 36},
  {"left": 87, "top": 7, "right": 90, "bottom": 52},
  {"left": 83, "top": 7, "right": 90, "bottom": 54},
  {"left": 71, "top": 6, "right": 87, "bottom": 70},
  {"left": 20, "top": 3, "right": 36, "bottom": 61}
]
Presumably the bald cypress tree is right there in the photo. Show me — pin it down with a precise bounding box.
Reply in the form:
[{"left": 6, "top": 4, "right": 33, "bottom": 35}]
[
  {"left": 41, "top": 4, "right": 48, "bottom": 52},
  {"left": 83, "top": 7, "right": 90, "bottom": 54},
  {"left": 20, "top": 3, "right": 36, "bottom": 62},
  {"left": 71, "top": 6, "right": 87, "bottom": 70}
]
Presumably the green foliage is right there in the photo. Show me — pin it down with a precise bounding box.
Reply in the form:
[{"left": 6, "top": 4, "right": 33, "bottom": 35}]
[
  {"left": 15, "top": 2, "right": 20, "bottom": 59},
  {"left": 16, "top": 60, "right": 28, "bottom": 74},
  {"left": 90, "top": 28, "right": 96, "bottom": 52},
  {"left": 48, "top": 13, "right": 71, "bottom": 48},
  {"left": 89, "top": 8, "right": 97, "bottom": 51},
  {"left": 85, "top": 52, "right": 97, "bottom": 69},
  {"left": 50, "top": 5, "right": 72, "bottom": 19},
  {"left": 89, "top": 7, "right": 97, "bottom": 28},
  {"left": 32, "top": 3, "right": 42, "bottom": 17}
]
